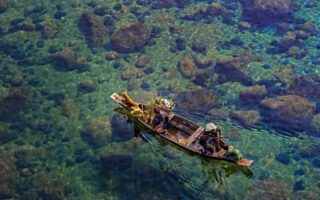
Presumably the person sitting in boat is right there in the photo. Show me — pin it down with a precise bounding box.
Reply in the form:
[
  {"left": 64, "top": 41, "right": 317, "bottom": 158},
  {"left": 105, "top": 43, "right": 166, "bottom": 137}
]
[
  {"left": 152, "top": 107, "right": 169, "bottom": 135},
  {"left": 200, "top": 123, "right": 227, "bottom": 154},
  {"left": 204, "top": 123, "right": 221, "bottom": 137},
  {"left": 199, "top": 134, "right": 215, "bottom": 155}
]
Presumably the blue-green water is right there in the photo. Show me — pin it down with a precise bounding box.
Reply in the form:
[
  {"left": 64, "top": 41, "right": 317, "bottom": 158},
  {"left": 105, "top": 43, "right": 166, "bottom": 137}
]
[{"left": 0, "top": 0, "right": 320, "bottom": 199}]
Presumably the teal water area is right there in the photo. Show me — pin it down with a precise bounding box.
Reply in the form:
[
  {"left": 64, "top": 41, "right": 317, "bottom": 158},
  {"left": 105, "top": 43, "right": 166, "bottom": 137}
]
[{"left": 0, "top": 0, "right": 320, "bottom": 199}]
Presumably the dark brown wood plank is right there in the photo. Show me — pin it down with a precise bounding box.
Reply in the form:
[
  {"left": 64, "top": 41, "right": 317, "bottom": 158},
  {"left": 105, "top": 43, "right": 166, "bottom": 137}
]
[{"left": 186, "top": 126, "right": 204, "bottom": 146}]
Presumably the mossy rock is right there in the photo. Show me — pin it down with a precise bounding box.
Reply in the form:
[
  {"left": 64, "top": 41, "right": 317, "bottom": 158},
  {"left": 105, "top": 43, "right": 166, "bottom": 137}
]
[
  {"left": 81, "top": 117, "right": 112, "bottom": 148},
  {"left": 0, "top": 123, "right": 17, "bottom": 144},
  {"left": 260, "top": 95, "right": 315, "bottom": 131},
  {"left": 0, "top": 153, "right": 18, "bottom": 199},
  {"left": 310, "top": 114, "right": 320, "bottom": 137},
  {"left": 230, "top": 110, "right": 260, "bottom": 127}
]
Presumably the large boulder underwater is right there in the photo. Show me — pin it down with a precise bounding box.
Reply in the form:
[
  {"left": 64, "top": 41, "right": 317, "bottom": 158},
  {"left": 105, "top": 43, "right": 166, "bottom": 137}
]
[
  {"left": 111, "top": 113, "right": 134, "bottom": 142},
  {"left": 259, "top": 95, "right": 315, "bottom": 132},
  {"left": 110, "top": 22, "right": 151, "bottom": 53},
  {"left": 240, "top": 0, "right": 293, "bottom": 25},
  {"left": 175, "top": 89, "right": 219, "bottom": 113},
  {"left": 81, "top": 117, "right": 112, "bottom": 148},
  {"left": 79, "top": 13, "right": 108, "bottom": 51}
]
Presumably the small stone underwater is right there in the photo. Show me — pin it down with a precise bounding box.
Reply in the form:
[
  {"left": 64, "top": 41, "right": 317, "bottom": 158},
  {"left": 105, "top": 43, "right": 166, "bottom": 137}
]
[{"left": 0, "top": 0, "right": 320, "bottom": 199}]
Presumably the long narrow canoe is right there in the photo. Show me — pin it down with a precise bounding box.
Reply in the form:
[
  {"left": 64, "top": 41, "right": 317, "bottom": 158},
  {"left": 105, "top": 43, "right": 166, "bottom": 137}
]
[{"left": 110, "top": 92, "right": 254, "bottom": 167}]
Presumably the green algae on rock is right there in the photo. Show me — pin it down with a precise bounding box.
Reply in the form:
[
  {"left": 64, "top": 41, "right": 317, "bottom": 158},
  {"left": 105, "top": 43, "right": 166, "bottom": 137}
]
[
  {"left": 0, "top": 153, "right": 18, "bottom": 199},
  {"left": 135, "top": 54, "right": 150, "bottom": 68},
  {"left": 110, "top": 22, "right": 150, "bottom": 53},
  {"left": 51, "top": 48, "right": 87, "bottom": 71},
  {"left": 240, "top": 0, "right": 293, "bottom": 24},
  {"left": 260, "top": 95, "right": 315, "bottom": 131},
  {"left": 32, "top": 172, "right": 65, "bottom": 200},
  {"left": 0, "top": 87, "right": 32, "bottom": 120},
  {"left": 193, "top": 55, "right": 213, "bottom": 69},
  {"left": 230, "top": 110, "right": 261, "bottom": 127},
  {"left": 175, "top": 89, "right": 218, "bottom": 112},
  {"left": 310, "top": 114, "right": 320, "bottom": 137},
  {"left": 60, "top": 99, "right": 79, "bottom": 119},
  {"left": 286, "top": 76, "right": 320, "bottom": 102},
  {"left": 39, "top": 21, "right": 60, "bottom": 39},
  {"left": 239, "top": 85, "right": 267, "bottom": 105},
  {"left": 81, "top": 117, "right": 111, "bottom": 148},
  {"left": 0, "top": 123, "right": 17, "bottom": 144},
  {"left": 79, "top": 80, "right": 97, "bottom": 93},
  {"left": 0, "top": 1, "right": 8, "bottom": 13},
  {"left": 214, "top": 54, "right": 260, "bottom": 85},
  {"left": 79, "top": 13, "right": 108, "bottom": 51},
  {"left": 244, "top": 178, "right": 293, "bottom": 200},
  {"left": 178, "top": 56, "right": 196, "bottom": 78}
]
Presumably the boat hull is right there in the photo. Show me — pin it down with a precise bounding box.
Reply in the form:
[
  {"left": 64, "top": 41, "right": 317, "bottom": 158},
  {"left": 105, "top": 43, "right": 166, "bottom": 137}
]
[{"left": 111, "top": 92, "right": 254, "bottom": 167}]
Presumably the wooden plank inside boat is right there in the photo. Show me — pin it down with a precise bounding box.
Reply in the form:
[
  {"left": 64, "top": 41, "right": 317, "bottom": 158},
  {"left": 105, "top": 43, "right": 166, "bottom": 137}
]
[{"left": 186, "top": 127, "right": 204, "bottom": 146}]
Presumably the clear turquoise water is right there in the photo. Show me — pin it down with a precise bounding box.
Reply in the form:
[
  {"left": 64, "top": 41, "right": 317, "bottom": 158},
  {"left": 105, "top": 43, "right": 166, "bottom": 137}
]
[{"left": 0, "top": 0, "right": 320, "bottom": 199}]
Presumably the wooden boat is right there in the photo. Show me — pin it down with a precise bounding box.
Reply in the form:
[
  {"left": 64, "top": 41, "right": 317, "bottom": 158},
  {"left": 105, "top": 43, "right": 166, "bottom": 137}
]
[{"left": 110, "top": 92, "right": 254, "bottom": 167}]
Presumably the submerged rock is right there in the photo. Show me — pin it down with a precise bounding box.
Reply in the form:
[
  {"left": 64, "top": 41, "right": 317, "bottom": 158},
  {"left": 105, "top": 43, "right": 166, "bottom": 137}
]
[
  {"left": 208, "top": 108, "right": 229, "bottom": 121},
  {"left": 310, "top": 114, "right": 320, "bottom": 137},
  {"left": 79, "top": 13, "right": 107, "bottom": 50},
  {"left": 32, "top": 173, "right": 65, "bottom": 200},
  {"left": 0, "top": 1, "right": 8, "bottom": 13},
  {"left": 275, "top": 152, "right": 291, "bottom": 165},
  {"left": 135, "top": 54, "right": 150, "bottom": 68},
  {"left": 51, "top": 48, "right": 86, "bottom": 71},
  {"left": 240, "top": 0, "right": 293, "bottom": 25},
  {"left": 60, "top": 99, "right": 79, "bottom": 119},
  {"left": 9, "top": 21, "right": 36, "bottom": 32},
  {"left": 14, "top": 145, "right": 41, "bottom": 170},
  {"left": 78, "top": 80, "right": 97, "bottom": 93},
  {"left": 193, "top": 55, "right": 213, "bottom": 69},
  {"left": 299, "top": 141, "right": 320, "bottom": 158},
  {"left": 105, "top": 51, "right": 120, "bottom": 60},
  {"left": 191, "top": 41, "right": 207, "bottom": 54},
  {"left": 100, "top": 151, "right": 133, "bottom": 171},
  {"left": 40, "top": 21, "right": 59, "bottom": 39},
  {"left": 287, "top": 46, "right": 306, "bottom": 58},
  {"left": 260, "top": 95, "right": 315, "bottom": 131},
  {"left": 244, "top": 178, "right": 292, "bottom": 200},
  {"left": 193, "top": 71, "right": 219, "bottom": 88},
  {"left": 151, "top": 0, "right": 190, "bottom": 9},
  {"left": 81, "top": 117, "right": 111, "bottom": 148},
  {"left": 0, "top": 124, "right": 18, "bottom": 144},
  {"left": 176, "top": 89, "right": 218, "bottom": 112},
  {"left": 0, "top": 87, "right": 32, "bottom": 119},
  {"left": 0, "top": 153, "right": 18, "bottom": 199},
  {"left": 293, "top": 180, "right": 305, "bottom": 191},
  {"left": 111, "top": 113, "right": 134, "bottom": 142},
  {"left": 275, "top": 31, "right": 300, "bottom": 53},
  {"left": 286, "top": 76, "right": 320, "bottom": 102},
  {"left": 214, "top": 54, "right": 259, "bottom": 85},
  {"left": 312, "top": 159, "right": 320, "bottom": 168},
  {"left": 121, "top": 67, "right": 142, "bottom": 80},
  {"left": 127, "top": 79, "right": 141, "bottom": 91},
  {"left": 178, "top": 56, "right": 196, "bottom": 78},
  {"left": 229, "top": 110, "right": 260, "bottom": 127},
  {"left": 110, "top": 22, "right": 150, "bottom": 53},
  {"left": 239, "top": 85, "right": 267, "bottom": 104},
  {"left": 10, "top": 72, "right": 24, "bottom": 87},
  {"left": 182, "top": 3, "right": 225, "bottom": 21}
]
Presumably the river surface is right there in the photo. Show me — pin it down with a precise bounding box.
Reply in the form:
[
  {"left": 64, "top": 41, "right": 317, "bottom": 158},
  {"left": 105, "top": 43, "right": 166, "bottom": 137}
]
[{"left": 0, "top": 0, "right": 320, "bottom": 199}]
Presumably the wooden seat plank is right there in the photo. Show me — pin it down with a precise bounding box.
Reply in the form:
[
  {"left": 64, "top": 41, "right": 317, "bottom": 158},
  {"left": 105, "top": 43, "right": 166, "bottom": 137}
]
[{"left": 186, "top": 127, "right": 204, "bottom": 146}]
